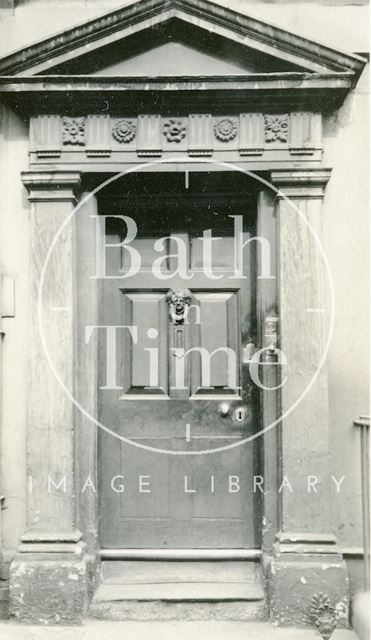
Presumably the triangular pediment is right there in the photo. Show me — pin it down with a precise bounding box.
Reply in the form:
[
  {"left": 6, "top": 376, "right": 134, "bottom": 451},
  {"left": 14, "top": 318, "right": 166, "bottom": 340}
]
[
  {"left": 95, "top": 42, "right": 261, "bottom": 77},
  {"left": 0, "top": 0, "right": 365, "bottom": 78}
]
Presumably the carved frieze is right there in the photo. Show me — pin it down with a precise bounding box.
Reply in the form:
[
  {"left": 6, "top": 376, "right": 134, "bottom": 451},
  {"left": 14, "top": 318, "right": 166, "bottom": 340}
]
[
  {"left": 239, "top": 113, "right": 264, "bottom": 156},
  {"left": 289, "top": 112, "right": 321, "bottom": 155},
  {"left": 163, "top": 119, "right": 187, "bottom": 143},
  {"left": 62, "top": 117, "right": 85, "bottom": 146},
  {"left": 264, "top": 114, "right": 289, "bottom": 143},
  {"left": 188, "top": 114, "right": 213, "bottom": 156},
  {"left": 137, "top": 115, "right": 161, "bottom": 156},
  {"left": 86, "top": 115, "right": 111, "bottom": 157},
  {"left": 30, "top": 111, "right": 322, "bottom": 162},
  {"left": 112, "top": 119, "right": 136, "bottom": 143},
  {"left": 33, "top": 115, "right": 61, "bottom": 158},
  {"left": 214, "top": 118, "right": 238, "bottom": 142}
]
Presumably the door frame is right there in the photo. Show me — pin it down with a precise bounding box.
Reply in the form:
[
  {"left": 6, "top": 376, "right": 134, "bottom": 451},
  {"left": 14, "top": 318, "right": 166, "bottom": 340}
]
[
  {"left": 94, "top": 170, "right": 268, "bottom": 552},
  {"left": 74, "top": 164, "right": 279, "bottom": 558},
  {"left": 18, "top": 162, "right": 343, "bottom": 625}
]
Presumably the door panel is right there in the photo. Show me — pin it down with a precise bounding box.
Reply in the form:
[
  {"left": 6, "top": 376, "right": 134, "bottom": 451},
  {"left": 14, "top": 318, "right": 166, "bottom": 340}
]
[
  {"left": 101, "top": 434, "right": 253, "bottom": 548},
  {"left": 99, "top": 195, "right": 260, "bottom": 549},
  {"left": 192, "top": 292, "right": 239, "bottom": 393},
  {"left": 122, "top": 292, "right": 168, "bottom": 395}
]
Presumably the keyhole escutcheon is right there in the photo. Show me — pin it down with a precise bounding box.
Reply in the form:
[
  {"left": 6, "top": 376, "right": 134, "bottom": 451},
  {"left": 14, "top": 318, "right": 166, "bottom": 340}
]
[{"left": 235, "top": 407, "right": 247, "bottom": 422}]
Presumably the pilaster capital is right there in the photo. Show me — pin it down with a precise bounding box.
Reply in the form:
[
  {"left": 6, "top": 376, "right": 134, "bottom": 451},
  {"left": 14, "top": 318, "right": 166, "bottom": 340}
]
[
  {"left": 21, "top": 170, "right": 82, "bottom": 203},
  {"left": 270, "top": 168, "right": 332, "bottom": 200}
]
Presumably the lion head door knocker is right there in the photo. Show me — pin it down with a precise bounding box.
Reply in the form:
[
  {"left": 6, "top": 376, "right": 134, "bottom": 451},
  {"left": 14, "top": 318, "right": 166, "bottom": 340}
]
[{"left": 166, "top": 289, "right": 192, "bottom": 325}]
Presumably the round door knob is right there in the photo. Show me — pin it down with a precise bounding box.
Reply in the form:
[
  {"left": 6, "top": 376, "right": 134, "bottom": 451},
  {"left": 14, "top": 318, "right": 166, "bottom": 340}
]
[{"left": 218, "top": 402, "right": 231, "bottom": 417}]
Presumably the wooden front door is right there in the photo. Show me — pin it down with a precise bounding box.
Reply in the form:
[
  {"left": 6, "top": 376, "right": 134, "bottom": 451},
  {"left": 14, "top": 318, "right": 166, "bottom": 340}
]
[{"left": 98, "top": 173, "right": 261, "bottom": 549}]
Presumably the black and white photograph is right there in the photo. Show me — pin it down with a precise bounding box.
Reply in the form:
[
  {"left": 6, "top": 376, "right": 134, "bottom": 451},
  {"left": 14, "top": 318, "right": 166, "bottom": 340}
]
[{"left": 0, "top": 0, "right": 369, "bottom": 638}]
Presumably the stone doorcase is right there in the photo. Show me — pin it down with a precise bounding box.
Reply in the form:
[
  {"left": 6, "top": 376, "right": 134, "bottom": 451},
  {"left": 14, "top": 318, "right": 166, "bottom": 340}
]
[{"left": 0, "top": 0, "right": 366, "bottom": 626}]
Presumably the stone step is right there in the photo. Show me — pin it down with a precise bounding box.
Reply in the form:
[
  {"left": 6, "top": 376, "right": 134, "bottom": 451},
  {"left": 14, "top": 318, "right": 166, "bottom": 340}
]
[
  {"left": 94, "top": 580, "right": 265, "bottom": 601},
  {"left": 0, "top": 621, "right": 359, "bottom": 639},
  {"left": 90, "top": 560, "right": 267, "bottom": 621},
  {"left": 100, "top": 559, "right": 263, "bottom": 585},
  {"left": 89, "top": 599, "right": 268, "bottom": 621}
]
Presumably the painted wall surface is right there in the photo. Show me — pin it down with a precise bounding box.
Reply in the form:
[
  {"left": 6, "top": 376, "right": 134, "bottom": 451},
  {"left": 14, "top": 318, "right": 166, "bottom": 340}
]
[
  {"left": 323, "top": 63, "right": 369, "bottom": 548},
  {"left": 0, "top": 0, "right": 369, "bottom": 601},
  {"left": 0, "top": 107, "right": 29, "bottom": 587},
  {"left": 0, "top": 0, "right": 368, "bottom": 55}
]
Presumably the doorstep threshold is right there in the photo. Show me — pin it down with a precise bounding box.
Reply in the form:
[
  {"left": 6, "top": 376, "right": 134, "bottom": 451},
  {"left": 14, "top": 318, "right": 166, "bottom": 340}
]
[
  {"left": 93, "top": 581, "right": 265, "bottom": 602},
  {"left": 99, "top": 549, "right": 262, "bottom": 561}
]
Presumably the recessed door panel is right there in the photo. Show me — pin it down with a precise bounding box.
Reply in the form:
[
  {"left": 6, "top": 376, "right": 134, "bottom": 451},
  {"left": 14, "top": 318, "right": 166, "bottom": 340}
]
[
  {"left": 121, "top": 292, "right": 168, "bottom": 396},
  {"left": 191, "top": 292, "right": 239, "bottom": 394}
]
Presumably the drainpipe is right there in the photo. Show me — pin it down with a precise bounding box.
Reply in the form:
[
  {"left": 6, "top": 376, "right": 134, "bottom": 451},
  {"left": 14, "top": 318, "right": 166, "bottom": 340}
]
[
  {"left": 352, "top": 416, "right": 370, "bottom": 640},
  {"left": 0, "top": 274, "right": 4, "bottom": 590},
  {"left": 353, "top": 415, "right": 370, "bottom": 591},
  {"left": 0, "top": 275, "right": 15, "bottom": 594}
]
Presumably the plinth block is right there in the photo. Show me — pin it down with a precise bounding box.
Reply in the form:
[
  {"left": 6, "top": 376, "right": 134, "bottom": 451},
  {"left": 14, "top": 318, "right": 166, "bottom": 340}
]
[
  {"left": 9, "top": 531, "right": 88, "bottom": 624},
  {"left": 268, "top": 534, "right": 349, "bottom": 629}
]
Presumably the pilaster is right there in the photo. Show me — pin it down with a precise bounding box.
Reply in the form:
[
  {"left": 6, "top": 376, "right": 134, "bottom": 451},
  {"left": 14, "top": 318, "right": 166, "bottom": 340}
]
[
  {"left": 266, "top": 168, "right": 349, "bottom": 628},
  {"left": 9, "top": 171, "right": 88, "bottom": 624}
]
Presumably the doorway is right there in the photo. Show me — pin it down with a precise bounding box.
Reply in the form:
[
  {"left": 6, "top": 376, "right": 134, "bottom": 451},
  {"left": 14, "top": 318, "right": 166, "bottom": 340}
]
[{"left": 97, "top": 172, "right": 262, "bottom": 550}]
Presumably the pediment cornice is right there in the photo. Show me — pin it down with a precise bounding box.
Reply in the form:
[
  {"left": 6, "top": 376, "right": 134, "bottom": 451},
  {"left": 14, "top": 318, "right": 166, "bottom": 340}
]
[{"left": 0, "top": 0, "right": 365, "bottom": 79}]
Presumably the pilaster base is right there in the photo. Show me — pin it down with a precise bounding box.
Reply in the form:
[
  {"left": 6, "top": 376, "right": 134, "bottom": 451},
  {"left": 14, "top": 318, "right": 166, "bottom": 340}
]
[
  {"left": 267, "top": 533, "right": 349, "bottom": 629},
  {"left": 9, "top": 530, "right": 88, "bottom": 625}
]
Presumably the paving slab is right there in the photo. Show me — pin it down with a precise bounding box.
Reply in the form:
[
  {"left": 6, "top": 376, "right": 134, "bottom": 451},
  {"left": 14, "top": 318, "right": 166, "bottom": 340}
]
[{"left": 0, "top": 621, "right": 358, "bottom": 640}]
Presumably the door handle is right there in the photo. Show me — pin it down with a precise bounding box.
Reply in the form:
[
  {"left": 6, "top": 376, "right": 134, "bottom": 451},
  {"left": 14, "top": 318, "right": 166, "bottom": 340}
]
[
  {"left": 218, "top": 402, "right": 231, "bottom": 417},
  {"left": 242, "top": 342, "right": 256, "bottom": 363},
  {"left": 218, "top": 402, "right": 248, "bottom": 422}
]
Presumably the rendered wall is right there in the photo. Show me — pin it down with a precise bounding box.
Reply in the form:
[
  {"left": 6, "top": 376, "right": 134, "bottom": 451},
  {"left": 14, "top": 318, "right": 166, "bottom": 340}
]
[
  {"left": 323, "top": 64, "right": 369, "bottom": 591},
  {"left": 0, "top": 0, "right": 368, "bottom": 56},
  {"left": 0, "top": 106, "right": 29, "bottom": 614}
]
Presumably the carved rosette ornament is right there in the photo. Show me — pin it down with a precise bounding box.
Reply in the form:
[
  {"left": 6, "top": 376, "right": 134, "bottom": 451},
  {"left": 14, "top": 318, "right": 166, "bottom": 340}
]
[
  {"left": 62, "top": 117, "right": 86, "bottom": 146},
  {"left": 309, "top": 593, "right": 337, "bottom": 640},
  {"left": 163, "top": 119, "right": 186, "bottom": 143},
  {"left": 167, "top": 289, "right": 192, "bottom": 325},
  {"left": 112, "top": 119, "right": 136, "bottom": 143},
  {"left": 214, "top": 118, "right": 238, "bottom": 142},
  {"left": 264, "top": 114, "right": 289, "bottom": 143}
]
